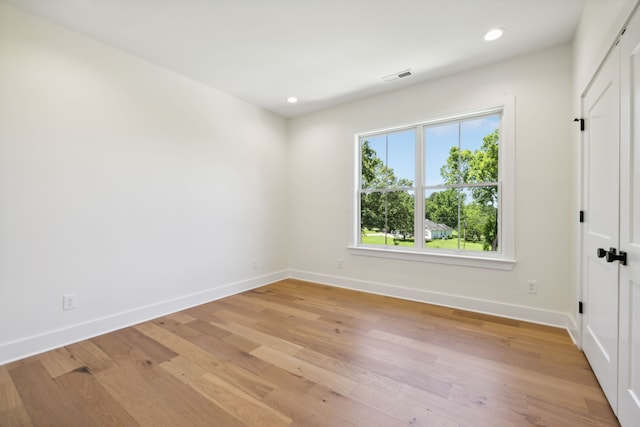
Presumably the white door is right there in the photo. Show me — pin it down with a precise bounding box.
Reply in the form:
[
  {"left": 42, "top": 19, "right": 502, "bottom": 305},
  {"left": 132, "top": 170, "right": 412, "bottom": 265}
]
[
  {"left": 618, "top": 9, "right": 640, "bottom": 424},
  {"left": 581, "top": 44, "right": 620, "bottom": 412}
]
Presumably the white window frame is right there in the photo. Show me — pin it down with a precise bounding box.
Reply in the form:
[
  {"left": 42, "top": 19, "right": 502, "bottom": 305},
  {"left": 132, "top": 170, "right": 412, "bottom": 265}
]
[{"left": 350, "top": 97, "right": 515, "bottom": 270}]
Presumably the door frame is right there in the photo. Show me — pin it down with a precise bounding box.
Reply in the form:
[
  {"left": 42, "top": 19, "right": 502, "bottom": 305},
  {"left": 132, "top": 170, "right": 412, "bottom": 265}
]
[
  {"left": 579, "top": 43, "right": 622, "bottom": 412},
  {"left": 576, "top": 1, "right": 640, "bottom": 351}
]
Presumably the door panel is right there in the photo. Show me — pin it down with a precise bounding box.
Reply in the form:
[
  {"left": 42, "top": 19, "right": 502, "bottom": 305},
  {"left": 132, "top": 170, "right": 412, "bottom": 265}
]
[
  {"left": 618, "top": 7, "right": 640, "bottom": 424},
  {"left": 582, "top": 44, "right": 620, "bottom": 412},
  {"left": 585, "top": 258, "right": 617, "bottom": 360},
  {"left": 587, "top": 80, "right": 618, "bottom": 240},
  {"left": 618, "top": 278, "right": 640, "bottom": 425}
]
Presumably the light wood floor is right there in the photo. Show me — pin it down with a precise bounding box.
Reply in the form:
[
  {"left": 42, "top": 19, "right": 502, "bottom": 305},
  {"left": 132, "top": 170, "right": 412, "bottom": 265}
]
[{"left": 0, "top": 279, "right": 619, "bottom": 426}]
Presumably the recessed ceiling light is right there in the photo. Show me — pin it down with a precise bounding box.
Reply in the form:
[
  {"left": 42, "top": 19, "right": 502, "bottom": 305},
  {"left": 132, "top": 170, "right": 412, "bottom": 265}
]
[
  {"left": 484, "top": 28, "right": 504, "bottom": 41},
  {"left": 287, "top": 96, "right": 298, "bottom": 104}
]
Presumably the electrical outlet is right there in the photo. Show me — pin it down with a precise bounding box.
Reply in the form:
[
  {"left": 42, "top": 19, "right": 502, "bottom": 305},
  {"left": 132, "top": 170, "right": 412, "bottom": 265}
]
[
  {"left": 63, "top": 293, "right": 77, "bottom": 310},
  {"left": 526, "top": 280, "right": 538, "bottom": 295},
  {"left": 252, "top": 258, "right": 258, "bottom": 270},
  {"left": 338, "top": 258, "right": 344, "bottom": 268}
]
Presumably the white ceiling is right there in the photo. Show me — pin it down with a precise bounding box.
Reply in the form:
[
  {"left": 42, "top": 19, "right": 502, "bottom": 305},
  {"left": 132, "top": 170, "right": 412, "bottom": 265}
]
[{"left": 4, "top": 0, "right": 586, "bottom": 118}]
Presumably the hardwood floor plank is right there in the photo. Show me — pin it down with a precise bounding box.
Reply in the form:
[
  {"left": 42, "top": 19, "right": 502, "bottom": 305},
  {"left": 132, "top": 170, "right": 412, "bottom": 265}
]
[
  {"left": 368, "top": 327, "right": 557, "bottom": 396},
  {"left": 93, "top": 358, "right": 193, "bottom": 427},
  {"left": 91, "top": 331, "right": 132, "bottom": 358},
  {"left": 38, "top": 347, "right": 85, "bottom": 378},
  {"left": 251, "top": 345, "right": 357, "bottom": 396},
  {"left": 8, "top": 360, "right": 86, "bottom": 427},
  {"left": 232, "top": 293, "right": 322, "bottom": 320},
  {"left": 64, "top": 340, "right": 114, "bottom": 374},
  {"left": 276, "top": 320, "right": 453, "bottom": 398},
  {"left": 161, "top": 355, "right": 290, "bottom": 427},
  {"left": 257, "top": 363, "right": 316, "bottom": 394},
  {"left": 190, "top": 333, "right": 271, "bottom": 377},
  {"left": 54, "top": 368, "right": 138, "bottom": 426},
  {"left": 202, "top": 371, "right": 291, "bottom": 427},
  {"left": 163, "top": 311, "right": 197, "bottom": 324},
  {"left": 215, "top": 308, "right": 263, "bottom": 327},
  {"left": 0, "top": 366, "right": 23, "bottom": 412},
  {"left": 0, "top": 365, "right": 12, "bottom": 383},
  {"left": 0, "top": 405, "right": 34, "bottom": 427},
  {"left": 294, "top": 347, "right": 402, "bottom": 396},
  {"left": 135, "top": 355, "right": 250, "bottom": 427},
  {"left": 263, "top": 386, "right": 345, "bottom": 427},
  {"left": 350, "top": 383, "right": 462, "bottom": 427},
  {"left": 368, "top": 321, "right": 602, "bottom": 408},
  {"left": 210, "top": 318, "right": 304, "bottom": 355},
  {"left": 304, "top": 383, "right": 408, "bottom": 427},
  {"left": 398, "top": 383, "right": 515, "bottom": 427},
  {"left": 153, "top": 316, "right": 203, "bottom": 341},
  {"left": 180, "top": 304, "right": 223, "bottom": 323},
  {"left": 153, "top": 322, "right": 275, "bottom": 400},
  {"left": 223, "top": 332, "right": 262, "bottom": 353},
  {"left": 585, "top": 397, "right": 620, "bottom": 420},
  {"left": 446, "top": 382, "right": 530, "bottom": 425},
  {"left": 187, "top": 318, "right": 234, "bottom": 339},
  {"left": 134, "top": 322, "right": 221, "bottom": 371},
  {"left": 525, "top": 394, "right": 617, "bottom": 427},
  {"left": 113, "top": 326, "right": 177, "bottom": 364}
]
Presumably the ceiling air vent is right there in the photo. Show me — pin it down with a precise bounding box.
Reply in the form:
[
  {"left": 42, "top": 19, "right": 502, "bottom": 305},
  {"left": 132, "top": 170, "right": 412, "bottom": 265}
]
[{"left": 382, "top": 69, "right": 413, "bottom": 82}]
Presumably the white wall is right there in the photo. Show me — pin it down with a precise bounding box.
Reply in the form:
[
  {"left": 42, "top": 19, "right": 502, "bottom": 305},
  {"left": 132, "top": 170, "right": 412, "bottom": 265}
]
[
  {"left": 574, "top": 0, "right": 637, "bottom": 93},
  {"left": 0, "top": 3, "right": 288, "bottom": 363},
  {"left": 288, "top": 45, "right": 574, "bottom": 326}
]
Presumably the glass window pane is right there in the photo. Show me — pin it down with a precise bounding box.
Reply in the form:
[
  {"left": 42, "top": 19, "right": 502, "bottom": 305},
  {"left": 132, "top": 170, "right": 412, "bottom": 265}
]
[
  {"left": 361, "top": 130, "right": 416, "bottom": 190},
  {"left": 387, "top": 129, "right": 415, "bottom": 187},
  {"left": 423, "top": 186, "right": 499, "bottom": 252},
  {"left": 361, "top": 192, "right": 385, "bottom": 240},
  {"left": 360, "top": 191, "right": 414, "bottom": 247},
  {"left": 460, "top": 115, "right": 500, "bottom": 184},
  {"left": 360, "top": 135, "right": 387, "bottom": 189},
  {"left": 424, "top": 189, "right": 461, "bottom": 249},
  {"left": 365, "top": 134, "right": 387, "bottom": 159},
  {"left": 463, "top": 185, "right": 499, "bottom": 252},
  {"left": 425, "top": 122, "right": 460, "bottom": 186},
  {"left": 387, "top": 190, "right": 415, "bottom": 243}
]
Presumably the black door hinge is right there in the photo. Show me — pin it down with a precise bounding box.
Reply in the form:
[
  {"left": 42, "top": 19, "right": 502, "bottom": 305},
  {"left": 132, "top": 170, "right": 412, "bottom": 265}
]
[
  {"left": 574, "top": 118, "right": 585, "bottom": 131},
  {"left": 579, "top": 211, "right": 585, "bottom": 223},
  {"left": 579, "top": 301, "right": 584, "bottom": 314}
]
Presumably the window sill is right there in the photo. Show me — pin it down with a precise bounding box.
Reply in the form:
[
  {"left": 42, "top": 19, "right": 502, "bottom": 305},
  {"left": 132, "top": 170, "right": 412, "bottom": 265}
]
[{"left": 348, "top": 246, "right": 516, "bottom": 270}]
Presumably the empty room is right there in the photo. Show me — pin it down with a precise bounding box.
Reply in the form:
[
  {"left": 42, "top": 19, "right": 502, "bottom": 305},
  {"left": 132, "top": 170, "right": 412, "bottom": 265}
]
[{"left": 1, "top": 0, "right": 639, "bottom": 426}]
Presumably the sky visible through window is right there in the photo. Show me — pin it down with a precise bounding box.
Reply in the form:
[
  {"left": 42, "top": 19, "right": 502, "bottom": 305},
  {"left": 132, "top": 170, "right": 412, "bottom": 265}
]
[{"left": 364, "top": 115, "right": 500, "bottom": 186}]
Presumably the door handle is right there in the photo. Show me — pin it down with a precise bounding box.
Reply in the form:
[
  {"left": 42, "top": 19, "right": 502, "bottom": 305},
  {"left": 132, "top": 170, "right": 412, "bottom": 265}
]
[
  {"left": 605, "top": 247, "right": 628, "bottom": 265},
  {"left": 597, "top": 248, "right": 607, "bottom": 258}
]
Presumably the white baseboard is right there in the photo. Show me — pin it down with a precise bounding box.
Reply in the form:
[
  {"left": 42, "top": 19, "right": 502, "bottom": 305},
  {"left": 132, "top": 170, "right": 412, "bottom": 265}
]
[
  {"left": 567, "top": 314, "right": 581, "bottom": 347},
  {"left": 289, "top": 269, "right": 573, "bottom": 331},
  {"left": 0, "top": 270, "right": 288, "bottom": 365}
]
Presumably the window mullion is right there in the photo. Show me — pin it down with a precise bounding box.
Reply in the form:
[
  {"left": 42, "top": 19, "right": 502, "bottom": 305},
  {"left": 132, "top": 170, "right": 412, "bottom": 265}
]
[
  {"left": 415, "top": 125, "right": 425, "bottom": 248},
  {"left": 384, "top": 135, "right": 389, "bottom": 244},
  {"left": 457, "top": 122, "right": 462, "bottom": 250},
  {"left": 356, "top": 137, "right": 362, "bottom": 246}
]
